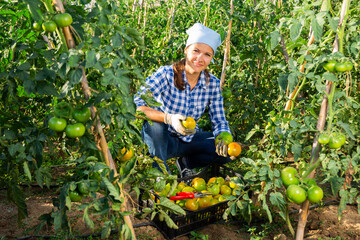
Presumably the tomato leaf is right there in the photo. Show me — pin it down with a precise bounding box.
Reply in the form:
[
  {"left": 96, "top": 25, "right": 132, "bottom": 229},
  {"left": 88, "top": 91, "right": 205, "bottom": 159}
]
[
  {"left": 85, "top": 50, "right": 98, "bottom": 68},
  {"left": 23, "top": 161, "right": 32, "bottom": 181},
  {"left": 337, "top": 121, "right": 355, "bottom": 140},
  {"left": 269, "top": 192, "right": 286, "bottom": 213},
  {"left": 290, "top": 21, "right": 302, "bottom": 41},
  {"left": 102, "top": 177, "right": 122, "bottom": 202},
  {"left": 158, "top": 197, "right": 186, "bottom": 216},
  {"left": 323, "top": 72, "right": 338, "bottom": 82},
  {"left": 311, "top": 17, "right": 322, "bottom": 41},
  {"left": 270, "top": 30, "right": 281, "bottom": 50}
]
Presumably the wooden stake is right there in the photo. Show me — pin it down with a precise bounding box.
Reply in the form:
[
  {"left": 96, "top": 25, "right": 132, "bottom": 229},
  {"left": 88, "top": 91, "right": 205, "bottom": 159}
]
[{"left": 220, "top": 0, "right": 234, "bottom": 89}]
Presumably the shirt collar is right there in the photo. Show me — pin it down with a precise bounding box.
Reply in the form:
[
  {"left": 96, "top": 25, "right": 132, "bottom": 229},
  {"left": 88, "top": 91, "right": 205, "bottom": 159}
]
[{"left": 183, "top": 70, "right": 207, "bottom": 89}]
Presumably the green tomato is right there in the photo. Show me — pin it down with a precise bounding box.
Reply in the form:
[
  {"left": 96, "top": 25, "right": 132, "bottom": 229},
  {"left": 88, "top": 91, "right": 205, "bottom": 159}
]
[
  {"left": 318, "top": 133, "right": 330, "bottom": 145},
  {"left": 323, "top": 61, "right": 337, "bottom": 72},
  {"left": 73, "top": 107, "right": 91, "bottom": 123},
  {"left": 286, "top": 185, "right": 307, "bottom": 204},
  {"left": 335, "top": 62, "right": 353, "bottom": 72},
  {"left": 77, "top": 181, "right": 90, "bottom": 195},
  {"left": 307, "top": 186, "right": 323, "bottom": 204},
  {"left": 53, "top": 13, "right": 73, "bottom": 28},
  {"left": 65, "top": 123, "right": 86, "bottom": 138},
  {"left": 280, "top": 167, "right": 300, "bottom": 187},
  {"left": 215, "top": 132, "right": 233, "bottom": 145},
  {"left": 207, "top": 183, "right": 220, "bottom": 196},
  {"left": 328, "top": 133, "right": 346, "bottom": 149},
  {"left": 42, "top": 21, "right": 57, "bottom": 32},
  {"left": 69, "top": 190, "right": 82, "bottom": 202},
  {"left": 33, "top": 22, "right": 42, "bottom": 31},
  {"left": 88, "top": 181, "right": 100, "bottom": 193},
  {"left": 48, "top": 117, "right": 67, "bottom": 132}
]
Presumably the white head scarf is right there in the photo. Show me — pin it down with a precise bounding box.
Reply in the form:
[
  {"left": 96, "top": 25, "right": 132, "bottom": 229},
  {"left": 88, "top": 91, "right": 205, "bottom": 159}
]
[{"left": 185, "top": 23, "right": 222, "bottom": 57}]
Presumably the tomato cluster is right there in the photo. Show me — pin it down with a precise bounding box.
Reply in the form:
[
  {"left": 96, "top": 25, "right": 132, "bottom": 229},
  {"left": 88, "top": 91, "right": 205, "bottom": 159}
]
[
  {"left": 68, "top": 179, "right": 100, "bottom": 202},
  {"left": 318, "top": 132, "right": 346, "bottom": 149},
  {"left": 48, "top": 102, "right": 91, "bottom": 138},
  {"left": 323, "top": 60, "right": 353, "bottom": 72},
  {"left": 34, "top": 13, "right": 73, "bottom": 33},
  {"left": 280, "top": 167, "right": 324, "bottom": 204}
]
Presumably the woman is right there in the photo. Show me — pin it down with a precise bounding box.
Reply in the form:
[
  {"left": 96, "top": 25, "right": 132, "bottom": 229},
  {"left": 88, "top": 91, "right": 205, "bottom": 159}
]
[{"left": 134, "top": 23, "right": 234, "bottom": 177}]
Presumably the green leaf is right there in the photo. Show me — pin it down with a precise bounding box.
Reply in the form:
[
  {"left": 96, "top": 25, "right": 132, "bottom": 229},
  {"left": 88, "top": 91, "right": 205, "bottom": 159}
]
[
  {"left": 24, "top": 0, "right": 43, "bottom": 22},
  {"left": 337, "top": 121, "right": 355, "bottom": 140},
  {"left": 158, "top": 197, "right": 186, "bottom": 216},
  {"left": 83, "top": 207, "right": 95, "bottom": 230},
  {"left": 328, "top": 16, "right": 339, "bottom": 32},
  {"left": 323, "top": 72, "right": 338, "bottom": 82},
  {"left": 102, "top": 177, "right": 121, "bottom": 201},
  {"left": 262, "top": 199, "right": 272, "bottom": 223},
  {"left": 338, "top": 189, "right": 349, "bottom": 220},
  {"left": 270, "top": 31, "right": 281, "bottom": 50},
  {"left": 18, "top": 62, "right": 31, "bottom": 71},
  {"left": 85, "top": 50, "right": 98, "bottom": 68},
  {"left": 290, "top": 21, "right": 302, "bottom": 41},
  {"left": 291, "top": 143, "right": 302, "bottom": 162},
  {"left": 311, "top": 17, "right": 322, "bottom": 42},
  {"left": 23, "top": 161, "right": 32, "bottom": 181},
  {"left": 52, "top": 211, "right": 62, "bottom": 232},
  {"left": 69, "top": 68, "right": 83, "bottom": 84},
  {"left": 278, "top": 73, "right": 288, "bottom": 92},
  {"left": 269, "top": 192, "right": 286, "bottom": 212},
  {"left": 111, "top": 33, "right": 122, "bottom": 48},
  {"left": 101, "top": 221, "right": 112, "bottom": 240}
]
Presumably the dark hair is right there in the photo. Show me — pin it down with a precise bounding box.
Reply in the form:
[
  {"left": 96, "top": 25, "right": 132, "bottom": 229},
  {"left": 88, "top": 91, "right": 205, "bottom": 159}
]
[{"left": 173, "top": 58, "right": 210, "bottom": 90}]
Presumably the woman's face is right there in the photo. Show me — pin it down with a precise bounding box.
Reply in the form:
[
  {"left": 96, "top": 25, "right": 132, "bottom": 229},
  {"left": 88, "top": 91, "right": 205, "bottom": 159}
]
[{"left": 184, "top": 43, "right": 213, "bottom": 75}]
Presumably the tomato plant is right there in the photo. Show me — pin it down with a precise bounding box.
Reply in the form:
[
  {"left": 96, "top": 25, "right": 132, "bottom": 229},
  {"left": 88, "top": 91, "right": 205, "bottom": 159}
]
[
  {"left": 280, "top": 167, "right": 300, "bottom": 187},
  {"left": 42, "top": 20, "right": 57, "bottom": 32},
  {"left": 53, "top": 13, "right": 73, "bottom": 28},
  {"left": 65, "top": 123, "right": 86, "bottom": 138},
  {"left": 54, "top": 102, "right": 72, "bottom": 119},
  {"left": 48, "top": 117, "right": 67, "bottom": 132}
]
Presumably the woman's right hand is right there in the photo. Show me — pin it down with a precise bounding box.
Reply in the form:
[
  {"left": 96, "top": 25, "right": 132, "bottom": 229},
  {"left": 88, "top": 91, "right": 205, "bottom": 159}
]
[{"left": 164, "top": 113, "right": 196, "bottom": 136}]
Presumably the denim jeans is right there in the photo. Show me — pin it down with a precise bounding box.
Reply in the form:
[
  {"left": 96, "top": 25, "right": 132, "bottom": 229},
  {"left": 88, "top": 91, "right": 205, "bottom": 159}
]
[{"left": 141, "top": 121, "right": 231, "bottom": 173}]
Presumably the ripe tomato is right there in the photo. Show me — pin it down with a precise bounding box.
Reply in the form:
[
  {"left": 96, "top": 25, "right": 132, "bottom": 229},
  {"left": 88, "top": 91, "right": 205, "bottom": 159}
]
[
  {"left": 328, "top": 133, "right": 346, "bottom": 149},
  {"left": 335, "top": 62, "right": 353, "bottom": 72},
  {"left": 318, "top": 133, "right": 330, "bottom": 144},
  {"left": 42, "top": 21, "right": 57, "bottom": 32},
  {"left": 53, "top": 13, "right": 73, "bottom": 28},
  {"left": 182, "top": 117, "right": 196, "bottom": 129},
  {"left": 280, "top": 167, "right": 300, "bottom": 187},
  {"left": 323, "top": 61, "right": 337, "bottom": 72},
  {"left": 185, "top": 198, "right": 199, "bottom": 211},
  {"left": 286, "top": 185, "right": 307, "bottom": 204},
  {"left": 220, "top": 185, "right": 232, "bottom": 195},
  {"left": 191, "top": 178, "right": 206, "bottom": 192},
  {"left": 307, "top": 185, "right": 323, "bottom": 203},
  {"left": 73, "top": 107, "right": 91, "bottom": 123},
  {"left": 69, "top": 190, "right": 82, "bottom": 202},
  {"left": 118, "top": 147, "right": 134, "bottom": 162},
  {"left": 48, "top": 117, "right": 67, "bottom": 132},
  {"left": 65, "top": 123, "right": 86, "bottom": 138},
  {"left": 197, "top": 196, "right": 211, "bottom": 209},
  {"left": 227, "top": 142, "right": 241, "bottom": 157},
  {"left": 215, "top": 132, "right": 233, "bottom": 145}
]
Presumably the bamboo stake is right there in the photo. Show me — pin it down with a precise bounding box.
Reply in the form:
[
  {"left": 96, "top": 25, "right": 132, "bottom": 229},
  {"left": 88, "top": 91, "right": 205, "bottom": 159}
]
[
  {"left": 203, "top": 0, "right": 211, "bottom": 26},
  {"left": 295, "top": 0, "right": 350, "bottom": 239},
  {"left": 53, "top": 1, "right": 137, "bottom": 239},
  {"left": 220, "top": 0, "right": 234, "bottom": 89}
]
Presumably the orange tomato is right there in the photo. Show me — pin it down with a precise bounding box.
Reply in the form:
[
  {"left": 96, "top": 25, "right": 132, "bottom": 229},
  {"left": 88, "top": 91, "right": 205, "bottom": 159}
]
[
  {"left": 182, "top": 117, "right": 196, "bottom": 129},
  {"left": 185, "top": 198, "right": 199, "bottom": 211},
  {"left": 119, "top": 147, "right": 134, "bottom": 162},
  {"left": 227, "top": 142, "right": 241, "bottom": 157}
]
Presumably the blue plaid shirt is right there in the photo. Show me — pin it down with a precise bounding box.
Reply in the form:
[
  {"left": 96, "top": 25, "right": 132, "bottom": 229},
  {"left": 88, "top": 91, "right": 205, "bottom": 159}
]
[{"left": 134, "top": 65, "right": 231, "bottom": 142}]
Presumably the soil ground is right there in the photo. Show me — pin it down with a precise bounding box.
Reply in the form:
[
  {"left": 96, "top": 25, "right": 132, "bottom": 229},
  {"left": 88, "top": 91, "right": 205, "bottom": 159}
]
[{"left": 1, "top": 185, "right": 359, "bottom": 240}]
